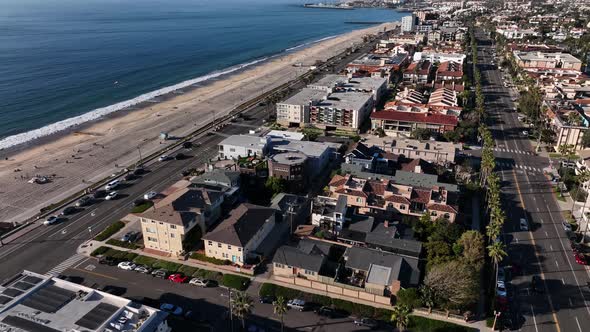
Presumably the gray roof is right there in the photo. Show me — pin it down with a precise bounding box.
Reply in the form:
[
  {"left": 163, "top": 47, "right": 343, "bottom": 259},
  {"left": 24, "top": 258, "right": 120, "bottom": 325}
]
[
  {"left": 344, "top": 246, "right": 420, "bottom": 286},
  {"left": 366, "top": 264, "right": 393, "bottom": 286},
  {"left": 315, "top": 91, "right": 373, "bottom": 111},
  {"left": 192, "top": 169, "right": 240, "bottom": 187},
  {"left": 342, "top": 76, "right": 387, "bottom": 92},
  {"left": 273, "top": 245, "right": 327, "bottom": 273},
  {"left": 335, "top": 195, "right": 348, "bottom": 214},
  {"left": 348, "top": 214, "right": 375, "bottom": 233},
  {"left": 309, "top": 74, "right": 349, "bottom": 89},
  {"left": 365, "top": 223, "right": 423, "bottom": 257},
  {"left": 219, "top": 134, "right": 268, "bottom": 150},
  {"left": 297, "top": 238, "right": 332, "bottom": 256},
  {"left": 279, "top": 88, "right": 327, "bottom": 106},
  {"left": 270, "top": 138, "right": 340, "bottom": 158}
]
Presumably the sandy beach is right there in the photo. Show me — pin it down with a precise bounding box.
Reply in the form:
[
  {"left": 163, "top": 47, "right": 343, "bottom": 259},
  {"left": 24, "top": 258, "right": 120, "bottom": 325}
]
[{"left": 0, "top": 22, "right": 397, "bottom": 225}]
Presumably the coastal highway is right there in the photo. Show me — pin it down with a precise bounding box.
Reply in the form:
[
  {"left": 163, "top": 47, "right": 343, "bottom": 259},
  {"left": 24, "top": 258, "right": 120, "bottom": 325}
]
[
  {"left": 475, "top": 30, "right": 590, "bottom": 332},
  {"left": 0, "top": 35, "right": 380, "bottom": 283}
]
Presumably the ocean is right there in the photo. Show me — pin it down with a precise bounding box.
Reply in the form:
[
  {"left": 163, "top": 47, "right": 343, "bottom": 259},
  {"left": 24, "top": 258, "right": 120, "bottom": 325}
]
[{"left": 0, "top": 0, "right": 402, "bottom": 148}]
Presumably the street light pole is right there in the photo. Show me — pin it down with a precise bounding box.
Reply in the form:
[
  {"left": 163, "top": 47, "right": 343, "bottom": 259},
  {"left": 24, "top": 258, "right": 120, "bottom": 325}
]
[{"left": 227, "top": 287, "right": 234, "bottom": 332}]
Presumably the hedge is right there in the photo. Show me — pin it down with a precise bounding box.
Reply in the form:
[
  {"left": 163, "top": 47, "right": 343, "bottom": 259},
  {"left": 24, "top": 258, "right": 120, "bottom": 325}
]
[
  {"left": 407, "top": 316, "right": 477, "bottom": 332},
  {"left": 189, "top": 252, "right": 231, "bottom": 265},
  {"left": 194, "top": 269, "right": 223, "bottom": 282},
  {"left": 90, "top": 246, "right": 110, "bottom": 257},
  {"left": 221, "top": 274, "right": 251, "bottom": 291},
  {"left": 177, "top": 265, "right": 199, "bottom": 277},
  {"left": 258, "top": 283, "right": 390, "bottom": 319},
  {"left": 106, "top": 239, "right": 140, "bottom": 250},
  {"left": 133, "top": 256, "right": 159, "bottom": 267},
  {"left": 152, "top": 260, "right": 182, "bottom": 272},
  {"left": 131, "top": 201, "right": 153, "bottom": 213},
  {"left": 95, "top": 221, "right": 125, "bottom": 241}
]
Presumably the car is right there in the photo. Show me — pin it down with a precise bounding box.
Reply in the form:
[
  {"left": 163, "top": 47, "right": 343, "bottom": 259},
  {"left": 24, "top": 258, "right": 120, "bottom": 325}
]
[
  {"left": 144, "top": 191, "right": 158, "bottom": 200},
  {"left": 182, "top": 142, "right": 193, "bottom": 149},
  {"left": 563, "top": 222, "right": 573, "bottom": 232},
  {"left": 117, "top": 261, "right": 136, "bottom": 271},
  {"left": 151, "top": 269, "right": 168, "bottom": 278},
  {"left": 105, "top": 191, "right": 118, "bottom": 200},
  {"left": 189, "top": 278, "right": 213, "bottom": 287},
  {"left": 168, "top": 273, "right": 189, "bottom": 283},
  {"left": 561, "top": 161, "right": 576, "bottom": 169},
  {"left": 124, "top": 173, "right": 136, "bottom": 181},
  {"left": 287, "top": 299, "right": 307, "bottom": 311},
  {"left": 92, "top": 190, "right": 107, "bottom": 199},
  {"left": 98, "top": 256, "right": 118, "bottom": 266},
  {"left": 43, "top": 215, "right": 59, "bottom": 226},
  {"left": 132, "top": 167, "right": 145, "bottom": 175},
  {"left": 174, "top": 153, "right": 186, "bottom": 160},
  {"left": 160, "top": 303, "right": 183, "bottom": 316},
  {"left": 158, "top": 155, "right": 169, "bottom": 162},
  {"left": 519, "top": 218, "right": 529, "bottom": 231},
  {"left": 314, "top": 306, "right": 336, "bottom": 318},
  {"left": 575, "top": 253, "right": 588, "bottom": 265},
  {"left": 496, "top": 281, "right": 507, "bottom": 297},
  {"left": 133, "top": 198, "right": 148, "bottom": 207},
  {"left": 259, "top": 295, "right": 276, "bottom": 304},
  {"left": 497, "top": 267, "right": 506, "bottom": 282},
  {"left": 521, "top": 130, "right": 529, "bottom": 136},
  {"left": 105, "top": 179, "right": 120, "bottom": 191},
  {"left": 61, "top": 206, "right": 78, "bottom": 215},
  {"left": 76, "top": 196, "right": 92, "bottom": 207},
  {"left": 134, "top": 265, "right": 152, "bottom": 274},
  {"left": 120, "top": 231, "right": 138, "bottom": 242},
  {"left": 354, "top": 317, "right": 379, "bottom": 328}
]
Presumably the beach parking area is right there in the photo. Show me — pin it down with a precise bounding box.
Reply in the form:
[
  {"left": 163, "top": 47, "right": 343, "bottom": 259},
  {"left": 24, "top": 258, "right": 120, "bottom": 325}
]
[{"left": 0, "top": 22, "right": 398, "bottom": 226}]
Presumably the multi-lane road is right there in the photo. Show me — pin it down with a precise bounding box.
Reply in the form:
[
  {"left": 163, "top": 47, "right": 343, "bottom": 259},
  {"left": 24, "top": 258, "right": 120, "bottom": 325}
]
[{"left": 475, "top": 29, "right": 590, "bottom": 332}]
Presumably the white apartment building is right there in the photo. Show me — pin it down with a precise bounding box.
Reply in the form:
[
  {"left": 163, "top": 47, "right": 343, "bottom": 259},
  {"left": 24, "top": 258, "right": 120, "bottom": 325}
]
[{"left": 401, "top": 15, "right": 416, "bottom": 32}]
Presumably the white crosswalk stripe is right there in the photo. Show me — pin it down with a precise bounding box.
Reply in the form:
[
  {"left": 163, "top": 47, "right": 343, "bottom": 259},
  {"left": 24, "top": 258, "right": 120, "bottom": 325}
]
[
  {"left": 45, "top": 254, "right": 87, "bottom": 277},
  {"left": 493, "top": 148, "right": 534, "bottom": 155}
]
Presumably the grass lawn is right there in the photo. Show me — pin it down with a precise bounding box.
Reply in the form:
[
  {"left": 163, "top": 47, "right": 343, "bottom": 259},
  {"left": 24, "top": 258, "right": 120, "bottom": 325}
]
[
  {"left": 553, "top": 186, "right": 566, "bottom": 202},
  {"left": 408, "top": 316, "right": 477, "bottom": 332},
  {"left": 131, "top": 201, "right": 153, "bottom": 213}
]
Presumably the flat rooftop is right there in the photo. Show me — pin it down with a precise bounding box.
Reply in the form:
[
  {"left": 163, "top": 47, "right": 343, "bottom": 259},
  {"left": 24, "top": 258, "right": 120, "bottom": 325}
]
[
  {"left": 514, "top": 51, "right": 582, "bottom": 63},
  {"left": 270, "top": 138, "right": 340, "bottom": 158},
  {"left": 270, "top": 151, "right": 308, "bottom": 165},
  {"left": 342, "top": 77, "right": 387, "bottom": 92},
  {"left": 314, "top": 91, "right": 373, "bottom": 111},
  {"left": 310, "top": 74, "right": 349, "bottom": 89},
  {"left": 279, "top": 88, "right": 327, "bottom": 106},
  {"left": 0, "top": 271, "right": 167, "bottom": 332}
]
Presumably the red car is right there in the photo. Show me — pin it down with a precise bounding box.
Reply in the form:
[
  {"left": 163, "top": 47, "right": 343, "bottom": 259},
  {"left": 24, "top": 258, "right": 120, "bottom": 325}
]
[
  {"left": 167, "top": 273, "right": 189, "bottom": 283},
  {"left": 575, "top": 253, "right": 587, "bottom": 265}
]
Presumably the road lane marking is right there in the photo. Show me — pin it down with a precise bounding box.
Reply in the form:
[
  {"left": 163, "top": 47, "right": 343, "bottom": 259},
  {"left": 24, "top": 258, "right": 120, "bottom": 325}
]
[
  {"left": 555, "top": 260, "right": 559, "bottom": 268},
  {"left": 575, "top": 316, "right": 582, "bottom": 332},
  {"left": 530, "top": 305, "right": 540, "bottom": 332},
  {"left": 71, "top": 267, "right": 118, "bottom": 280},
  {"left": 550, "top": 245, "right": 553, "bottom": 251},
  {"left": 569, "top": 298, "right": 573, "bottom": 307}
]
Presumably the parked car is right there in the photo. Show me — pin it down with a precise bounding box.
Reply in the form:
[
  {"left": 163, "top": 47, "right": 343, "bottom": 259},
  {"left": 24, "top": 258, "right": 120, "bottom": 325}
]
[
  {"left": 314, "top": 306, "right": 336, "bottom": 318},
  {"left": 354, "top": 317, "right": 379, "bottom": 328},
  {"left": 43, "top": 215, "right": 59, "bottom": 226},
  {"left": 117, "top": 261, "right": 136, "bottom": 271},
  {"left": 144, "top": 191, "right": 158, "bottom": 200},
  {"left": 120, "top": 231, "right": 138, "bottom": 242},
  {"left": 287, "top": 299, "right": 307, "bottom": 311},
  {"left": 575, "top": 253, "right": 588, "bottom": 265},
  {"left": 133, "top": 167, "right": 145, "bottom": 175},
  {"left": 497, "top": 267, "right": 506, "bottom": 282},
  {"left": 105, "top": 179, "right": 120, "bottom": 191},
  {"left": 160, "top": 303, "right": 183, "bottom": 316},
  {"left": 61, "top": 206, "right": 78, "bottom": 215},
  {"left": 531, "top": 276, "right": 542, "bottom": 293},
  {"left": 76, "top": 196, "right": 92, "bottom": 207},
  {"left": 168, "top": 274, "right": 189, "bottom": 283},
  {"left": 259, "top": 295, "right": 276, "bottom": 304},
  {"left": 105, "top": 191, "right": 118, "bottom": 200},
  {"left": 92, "top": 190, "right": 107, "bottom": 199},
  {"left": 563, "top": 222, "right": 573, "bottom": 232},
  {"left": 496, "top": 281, "right": 507, "bottom": 298},
  {"left": 151, "top": 269, "right": 168, "bottom": 278},
  {"left": 98, "top": 256, "right": 118, "bottom": 266},
  {"left": 189, "top": 278, "right": 215, "bottom": 287},
  {"left": 158, "top": 155, "right": 170, "bottom": 162},
  {"left": 519, "top": 218, "right": 529, "bottom": 231},
  {"left": 134, "top": 265, "right": 152, "bottom": 274}
]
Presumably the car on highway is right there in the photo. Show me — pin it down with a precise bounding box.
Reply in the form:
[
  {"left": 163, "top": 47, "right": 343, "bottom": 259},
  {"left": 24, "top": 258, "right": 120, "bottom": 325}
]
[
  {"left": 496, "top": 281, "right": 507, "bottom": 298},
  {"left": 134, "top": 265, "right": 152, "bottom": 274},
  {"left": 519, "top": 218, "right": 529, "bottom": 231},
  {"left": 132, "top": 167, "right": 145, "bottom": 175},
  {"left": 563, "top": 222, "right": 573, "bottom": 232},
  {"left": 160, "top": 303, "right": 183, "bottom": 316},
  {"left": 123, "top": 173, "right": 136, "bottom": 181},
  {"left": 144, "top": 191, "right": 158, "bottom": 200},
  {"left": 188, "top": 278, "right": 216, "bottom": 287},
  {"left": 174, "top": 153, "right": 186, "bottom": 160},
  {"left": 575, "top": 253, "right": 588, "bottom": 265},
  {"left": 151, "top": 269, "right": 168, "bottom": 278},
  {"left": 287, "top": 299, "right": 307, "bottom": 311},
  {"left": 158, "top": 155, "right": 170, "bottom": 162},
  {"left": 105, "top": 191, "right": 118, "bottom": 200},
  {"left": 60, "top": 206, "right": 78, "bottom": 216},
  {"left": 76, "top": 196, "right": 92, "bottom": 207},
  {"left": 92, "top": 190, "right": 107, "bottom": 199},
  {"left": 182, "top": 142, "right": 193, "bottom": 149},
  {"left": 354, "top": 317, "right": 379, "bottom": 328},
  {"left": 105, "top": 179, "right": 120, "bottom": 191},
  {"left": 43, "top": 215, "right": 59, "bottom": 226},
  {"left": 167, "top": 273, "right": 188, "bottom": 283},
  {"left": 117, "top": 261, "right": 136, "bottom": 271}
]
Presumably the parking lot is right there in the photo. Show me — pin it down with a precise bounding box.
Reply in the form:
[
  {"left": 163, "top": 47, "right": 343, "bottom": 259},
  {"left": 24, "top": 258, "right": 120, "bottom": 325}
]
[{"left": 61, "top": 257, "right": 387, "bottom": 331}]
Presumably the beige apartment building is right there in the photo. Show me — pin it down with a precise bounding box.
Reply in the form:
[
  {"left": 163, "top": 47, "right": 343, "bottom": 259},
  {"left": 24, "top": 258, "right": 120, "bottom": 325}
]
[
  {"left": 203, "top": 203, "right": 277, "bottom": 265},
  {"left": 139, "top": 187, "right": 223, "bottom": 257}
]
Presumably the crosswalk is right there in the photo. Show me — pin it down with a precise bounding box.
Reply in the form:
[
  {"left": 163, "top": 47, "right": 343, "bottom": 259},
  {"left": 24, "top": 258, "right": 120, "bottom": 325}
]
[
  {"left": 45, "top": 254, "right": 87, "bottom": 277},
  {"left": 493, "top": 148, "right": 535, "bottom": 155},
  {"left": 496, "top": 161, "right": 543, "bottom": 173}
]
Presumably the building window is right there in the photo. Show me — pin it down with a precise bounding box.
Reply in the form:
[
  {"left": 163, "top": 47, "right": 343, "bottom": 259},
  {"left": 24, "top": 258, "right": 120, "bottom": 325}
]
[
  {"left": 356, "top": 197, "right": 362, "bottom": 203},
  {"left": 228, "top": 245, "right": 232, "bottom": 250},
  {"left": 147, "top": 237, "right": 157, "bottom": 242},
  {"left": 400, "top": 205, "right": 406, "bottom": 210},
  {"left": 218, "top": 243, "right": 222, "bottom": 248},
  {"left": 170, "top": 225, "right": 177, "bottom": 229},
  {"left": 208, "top": 241, "right": 213, "bottom": 246},
  {"left": 170, "top": 233, "right": 176, "bottom": 238},
  {"left": 146, "top": 227, "right": 156, "bottom": 234},
  {"left": 159, "top": 222, "right": 163, "bottom": 225},
  {"left": 229, "top": 148, "right": 236, "bottom": 152},
  {"left": 304, "top": 270, "right": 315, "bottom": 275},
  {"left": 238, "top": 248, "right": 242, "bottom": 252},
  {"left": 431, "top": 211, "right": 437, "bottom": 216},
  {"left": 444, "top": 213, "right": 450, "bottom": 219},
  {"left": 275, "top": 263, "right": 284, "bottom": 268}
]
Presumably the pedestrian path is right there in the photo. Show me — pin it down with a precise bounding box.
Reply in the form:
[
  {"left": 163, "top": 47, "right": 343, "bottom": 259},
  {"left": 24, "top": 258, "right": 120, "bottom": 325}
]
[
  {"left": 45, "top": 253, "right": 87, "bottom": 277},
  {"left": 496, "top": 161, "right": 543, "bottom": 173},
  {"left": 493, "top": 147, "right": 535, "bottom": 155}
]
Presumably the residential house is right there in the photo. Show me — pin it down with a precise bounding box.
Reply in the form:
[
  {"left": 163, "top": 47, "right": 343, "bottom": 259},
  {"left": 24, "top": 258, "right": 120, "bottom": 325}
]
[
  {"left": 218, "top": 135, "right": 270, "bottom": 160},
  {"left": 344, "top": 142, "right": 398, "bottom": 175},
  {"left": 272, "top": 239, "right": 334, "bottom": 281},
  {"left": 311, "top": 195, "right": 349, "bottom": 233},
  {"left": 370, "top": 109, "right": 458, "bottom": 137},
  {"left": 435, "top": 61, "right": 463, "bottom": 82},
  {"left": 403, "top": 60, "right": 432, "bottom": 84},
  {"left": 545, "top": 100, "right": 590, "bottom": 151},
  {"left": 413, "top": 51, "right": 466, "bottom": 65}
]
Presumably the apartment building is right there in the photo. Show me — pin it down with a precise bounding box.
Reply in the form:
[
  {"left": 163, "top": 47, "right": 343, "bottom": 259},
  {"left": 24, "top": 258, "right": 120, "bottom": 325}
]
[
  {"left": 309, "top": 91, "right": 374, "bottom": 130},
  {"left": 435, "top": 61, "right": 463, "bottom": 82},
  {"left": 413, "top": 51, "right": 466, "bottom": 64},
  {"left": 545, "top": 100, "right": 590, "bottom": 151},
  {"left": 218, "top": 134, "right": 270, "bottom": 160},
  {"left": 309, "top": 75, "right": 388, "bottom": 103},
  {"left": 403, "top": 60, "right": 432, "bottom": 84},
  {"left": 276, "top": 88, "right": 327, "bottom": 127},
  {"left": 370, "top": 110, "right": 458, "bottom": 137},
  {"left": 513, "top": 51, "right": 583, "bottom": 71},
  {"left": 401, "top": 14, "right": 416, "bottom": 32},
  {"left": 386, "top": 138, "right": 459, "bottom": 164}
]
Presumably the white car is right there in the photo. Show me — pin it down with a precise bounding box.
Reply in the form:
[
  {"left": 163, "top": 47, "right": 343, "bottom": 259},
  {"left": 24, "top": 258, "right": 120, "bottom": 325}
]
[
  {"left": 117, "top": 261, "right": 136, "bottom": 271},
  {"left": 158, "top": 155, "right": 169, "bottom": 162},
  {"left": 105, "top": 191, "right": 118, "bottom": 200},
  {"left": 105, "top": 179, "right": 120, "bottom": 191},
  {"left": 496, "top": 281, "right": 507, "bottom": 297},
  {"left": 519, "top": 218, "right": 529, "bottom": 231},
  {"left": 160, "top": 303, "right": 183, "bottom": 316},
  {"left": 522, "top": 130, "right": 529, "bottom": 136},
  {"left": 43, "top": 215, "right": 59, "bottom": 226},
  {"left": 144, "top": 191, "right": 158, "bottom": 200},
  {"left": 189, "top": 278, "right": 210, "bottom": 287}
]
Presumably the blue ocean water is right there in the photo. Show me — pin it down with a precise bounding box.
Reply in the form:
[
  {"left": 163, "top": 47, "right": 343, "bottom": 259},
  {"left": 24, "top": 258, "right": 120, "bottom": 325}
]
[{"left": 0, "top": 0, "right": 402, "bottom": 145}]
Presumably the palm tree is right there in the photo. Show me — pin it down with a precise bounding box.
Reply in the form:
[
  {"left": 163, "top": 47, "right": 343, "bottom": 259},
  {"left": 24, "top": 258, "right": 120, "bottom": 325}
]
[
  {"left": 232, "top": 291, "right": 254, "bottom": 330},
  {"left": 486, "top": 221, "right": 502, "bottom": 242},
  {"left": 488, "top": 241, "right": 508, "bottom": 285},
  {"left": 571, "top": 169, "right": 590, "bottom": 211},
  {"left": 390, "top": 305, "right": 411, "bottom": 332},
  {"left": 273, "top": 296, "right": 288, "bottom": 332}
]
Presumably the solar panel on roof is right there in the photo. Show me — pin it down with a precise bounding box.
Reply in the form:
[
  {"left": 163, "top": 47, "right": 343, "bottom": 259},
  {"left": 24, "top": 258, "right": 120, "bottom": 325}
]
[
  {"left": 75, "top": 302, "right": 119, "bottom": 330},
  {"left": 22, "top": 275, "right": 43, "bottom": 284},
  {"left": 1, "top": 288, "right": 23, "bottom": 297},
  {"left": 12, "top": 281, "right": 35, "bottom": 291},
  {"left": 21, "top": 284, "right": 75, "bottom": 313},
  {"left": 2, "top": 315, "right": 61, "bottom": 332},
  {"left": 0, "top": 295, "right": 12, "bottom": 305}
]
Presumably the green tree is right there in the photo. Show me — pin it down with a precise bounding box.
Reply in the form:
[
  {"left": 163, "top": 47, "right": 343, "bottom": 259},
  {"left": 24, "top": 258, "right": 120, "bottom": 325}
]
[
  {"left": 390, "top": 305, "right": 411, "bottom": 332},
  {"left": 424, "top": 261, "right": 479, "bottom": 309},
  {"left": 411, "top": 128, "right": 432, "bottom": 140},
  {"left": 265, "top": 176, "right": 287, "bottom": 197},
  {"left": 582, "top": 131, "right": 590, "bottom": 148},
  {"left": 273, "top": 296, "right": 288, "bottom": 332},
  {"left": 487, "top": 241, "right": 507, "bottom": 285},
  {"left": 420, "top": 285, "right": 436, "bottom": 313},
  {"left": 232, "top": 292, "right": 254, "bottom": 330},
  {"left": 396, "top": 288, "right": 422, "bottom": 309},
  {"left": 425, "top": 241, "right": 452, "bottom": 269},
  {"left": 457, "top": 230, "right": 485, "bottom": 270}
]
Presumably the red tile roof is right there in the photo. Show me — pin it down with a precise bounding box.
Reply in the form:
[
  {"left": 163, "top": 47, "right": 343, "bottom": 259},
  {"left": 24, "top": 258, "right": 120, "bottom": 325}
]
[
  {"left": 335, "top": 188, "right": 367, "bottom": 198},
  {"left": 427, "top": 203, "right": 457, "bottom": 213},
  {"left": 365, "top": 180, "right": 386, "bottom": 195},
  {"left": 329, "top": 174, "right": 347, "bottom": 187},
  {"left": 411, "top": 189, "right": 432, "bottom": 204},
  {"left": 370, "top": 110, "right": 458, "bottom": 126},
  {"left": 385, "top": 195, "right": 411, "bottom": 205}
]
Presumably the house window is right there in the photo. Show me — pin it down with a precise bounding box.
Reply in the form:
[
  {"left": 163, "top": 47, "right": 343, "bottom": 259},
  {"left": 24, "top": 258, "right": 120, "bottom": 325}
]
[
  {"left": 170, "top": 225, "right": 177, "bottom": 229},
  {"left": 304, "top": 270, "right": 315, "bottom": 276},
  {"left": 170, "top": 233, "right": 175, "bottom": 238},
  {"left": 400, "top": 205, "right": 406, "bottom": 210},
  {"left": 444, "top": 213, "right": 450, "bottom": 219},
  {"left": 238, "top": 248, "right": 242, "bottom": 252},
  {"left": 147, "top": 237, "right": 157, "bottom": 242},
  {"left": 431, "top": 211, "right": 437, "bottom": 216},
  {"left": 151, "top": 220, "right": 155, "bottom": 223},
  {"left": 141, "top": 219, "right": 147, "bottom": 223},
  {"left": 208, "top": 241, "right": 213, "bottom": 246},
  {"left": 356, "top": 197, "right": 362, "bottom": 203},
  {"left": 228, "top": 245, "right": 232, "bottom": 250},
  {"left": 146, "top": 227, "right": 156, "bottom": 234},
  {"left": 159, "top": 222, "right": 164, "bottom": 225},
  {"left": 218, "top": 243, "right": 222, "bottom": 248},
  {"left": 208, "top": 249, "right": 212, "bottom": 253},
  {"left": 229, "top": 148, "right": 236, "bottom": 152},
  {"left": 275, "top": 263, "right": 284, "bottom": 268}
]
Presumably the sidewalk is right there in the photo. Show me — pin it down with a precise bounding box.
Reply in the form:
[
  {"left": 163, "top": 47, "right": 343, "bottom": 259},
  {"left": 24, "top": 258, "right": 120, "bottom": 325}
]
[{"left": 412, "top": 309, "right": 488, "bottom": 331}]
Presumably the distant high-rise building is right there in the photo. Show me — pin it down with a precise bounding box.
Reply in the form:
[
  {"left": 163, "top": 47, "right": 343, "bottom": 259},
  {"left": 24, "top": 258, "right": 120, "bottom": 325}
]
[{"left": 401, "top": 14, "right": 416, "bottom": 32}]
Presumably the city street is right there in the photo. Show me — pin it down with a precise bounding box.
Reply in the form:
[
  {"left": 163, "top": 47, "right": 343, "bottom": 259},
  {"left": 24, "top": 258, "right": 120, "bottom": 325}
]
[{"left": 475, "top": 30, "right": 590, "bottom": 332}]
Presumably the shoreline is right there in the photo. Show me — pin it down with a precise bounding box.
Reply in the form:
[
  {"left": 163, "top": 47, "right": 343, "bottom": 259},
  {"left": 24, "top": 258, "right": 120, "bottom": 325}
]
[{"left": 0, "top": 21, "right": 399, "bottom": 225}]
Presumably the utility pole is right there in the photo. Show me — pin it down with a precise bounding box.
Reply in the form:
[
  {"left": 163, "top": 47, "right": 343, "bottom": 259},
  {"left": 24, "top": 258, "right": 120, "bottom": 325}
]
[
  {"left": 227, "top": 287, "right": 233, "bottom": 332},
  {"left": 286, "top": 201, "right": 299, "bottom": 236}
]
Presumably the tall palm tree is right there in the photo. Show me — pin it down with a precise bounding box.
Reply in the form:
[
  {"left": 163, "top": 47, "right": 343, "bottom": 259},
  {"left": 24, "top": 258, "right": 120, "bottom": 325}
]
[
  {"left": 273, "top": 296, "right": 288, "bottom": 332},
  {"left": 486, "top": 221, "right": 502, "bottom": 242},
  {"left": 571, "top": 169, "right": 590, "bottom": 212},
  {"left": 390, "top": 305, "right": 411, "bottom": 332},
  {"left": 488, "top": 241, "right": 508, "bottom": 285},
  {"left": 232, "top": 291, "right": 254, "bottom": 330}
]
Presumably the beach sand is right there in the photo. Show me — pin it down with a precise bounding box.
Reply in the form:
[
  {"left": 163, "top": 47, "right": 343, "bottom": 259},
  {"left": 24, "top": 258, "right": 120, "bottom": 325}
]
[{"left": 0, "top": 22, "right": 397, "bottom": 225}]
